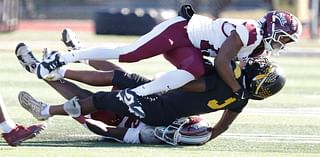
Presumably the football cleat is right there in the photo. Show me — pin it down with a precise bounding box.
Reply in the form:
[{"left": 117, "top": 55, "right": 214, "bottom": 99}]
[
  {"left": 62, "top": 28, "right": 82, "bottom": 51},
  {"left": 15, "top": 42, "right": 40, "bottom": 73},
  {"left": 61, "top": 28, "right": 89, "bottom": 64},
  {"left": 36, "top": 51, "right": 65, "bottom": 79},
  {"left": 18, "top": 91, "right": 50, "bottom": 121},
  {"left": 116, "top": 89, "right": 145, "bottom": 118},
  {"left": 2, "top": 124, "right": 46, "bottom": 146}
]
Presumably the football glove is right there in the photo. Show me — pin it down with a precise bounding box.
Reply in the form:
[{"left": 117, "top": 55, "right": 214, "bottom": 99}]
[{"left": 233, "top": 86, "right": 249, "bottom": 100}]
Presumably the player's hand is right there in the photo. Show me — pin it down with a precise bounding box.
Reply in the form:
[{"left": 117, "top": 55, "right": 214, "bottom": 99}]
[{"left": 233, "top": 87, "right": 249, "bottom": 100}]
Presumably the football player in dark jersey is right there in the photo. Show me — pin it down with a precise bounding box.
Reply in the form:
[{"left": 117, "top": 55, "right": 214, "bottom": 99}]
[
  {"left": 15, "top": 42, "right": 213, "bottom": 145},
  {"left": 17, "top": 49, "right": 286, "bottom": 144}
]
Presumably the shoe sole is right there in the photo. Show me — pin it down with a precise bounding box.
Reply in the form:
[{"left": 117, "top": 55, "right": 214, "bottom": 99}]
[
  {"left": 18, "top": 91, "right": 48, "bottom": 121},
  {"left": 15, "top": 42, "right": 39, "bottom": 73},
  {"left": 15, "top": 42, "right": 26, "bottom": 55}
]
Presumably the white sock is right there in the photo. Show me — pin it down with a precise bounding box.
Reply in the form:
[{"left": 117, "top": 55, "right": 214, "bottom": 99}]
[
  {"left": 79, "top": 60, "right": 89, "bottom": 65},
  {"left": 132, "top": 69, "right": 195, "bottom": 96},
  {"left": 41, "top": 105, "right": 50, "bottom": 117},
  {"left": 61, "top": 46, "right": 122, "bottom": 64},
  {"left": 123, "top": 122, "right": 146, "bottom": 144},
  {"left": 57, "top": 68, "right": 67, "bottom": 78},
  {"left": 0, "top": 120, "right": 16, "bottom": 133}
]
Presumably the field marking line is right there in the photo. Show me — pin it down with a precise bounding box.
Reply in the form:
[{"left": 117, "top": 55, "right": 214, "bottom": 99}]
[
  {"left": 221, "top": 133, "right": 320, "bottom": 143},
  {"left": 243, "top": 107, "right": 320, "bottom": 116}
]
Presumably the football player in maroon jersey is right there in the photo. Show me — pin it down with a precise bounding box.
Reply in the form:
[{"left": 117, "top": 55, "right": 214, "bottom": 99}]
[
  {"left": 15, "top": 43, "right": 211, "bottom": 145},
  {"left": 16, "top": 42, "right": 285, "bottom": 145},
  {"left": 35, "top": 7, "right": 301, "bottom": 120}
]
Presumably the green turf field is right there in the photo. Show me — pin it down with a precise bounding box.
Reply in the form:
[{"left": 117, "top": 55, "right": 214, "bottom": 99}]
[{"left": 0, "top": 31, "right": 319, "bottom": 157}]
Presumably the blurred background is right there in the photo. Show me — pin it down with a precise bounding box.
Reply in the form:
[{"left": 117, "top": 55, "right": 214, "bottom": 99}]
[{"left": 0, "top": 0, "right": 318, "bottom": 38}]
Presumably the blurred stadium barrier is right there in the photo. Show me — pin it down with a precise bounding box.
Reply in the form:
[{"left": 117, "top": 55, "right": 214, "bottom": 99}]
[
  {"left": 95, "top": 8, "right": 176, "bottom": 35},
  {"left": 0, "top": 0, "right": 19, "bottom": 32}
]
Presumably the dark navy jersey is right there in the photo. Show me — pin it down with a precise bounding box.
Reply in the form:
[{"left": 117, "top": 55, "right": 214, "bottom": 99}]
[{"left": 93, "top": 70, "right": 249, "bottom": 126}]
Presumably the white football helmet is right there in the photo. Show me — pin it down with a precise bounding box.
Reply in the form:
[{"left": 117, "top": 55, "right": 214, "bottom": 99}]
[{"left": 154, "top": 116, "right": 212, "bottom": 145}]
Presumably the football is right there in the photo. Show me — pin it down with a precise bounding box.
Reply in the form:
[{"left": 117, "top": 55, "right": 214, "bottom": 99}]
[
  {"left": 179, "top": 116, "right": 212, "bottom": 136},
  {"left": 179, "top": 116, "right": 212, "bottom": 145}
]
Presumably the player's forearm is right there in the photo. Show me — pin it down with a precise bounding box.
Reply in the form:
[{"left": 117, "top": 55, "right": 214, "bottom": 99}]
[
  {"left": 210, "top": 126, "right": 229, "bottom": 140},
  {"left": 209, "top": 110, "right": 239, "bottom": 140},
  {"left": 215, "top": 30, "right": 243, "bottom": 92},
  {"left": 215, "top": 58, "right": 241, "bottom": 92}
]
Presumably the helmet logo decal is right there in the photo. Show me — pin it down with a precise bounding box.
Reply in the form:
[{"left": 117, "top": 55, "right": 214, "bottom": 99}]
[{"left": 274, "top": 12, "right": 288, "bottom": 27}]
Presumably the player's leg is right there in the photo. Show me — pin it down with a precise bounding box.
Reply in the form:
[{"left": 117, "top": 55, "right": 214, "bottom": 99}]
[
  {"left": 63, "top": 16, "right": 189, "bottom": 63},
  {"left": 130, "top": 47, "right": 205, "bottom": 96},
  {"left": 36, "top": 17, "right": 191, "bottom": 78},
  {"left": 15, "top": 42, "right": 154, "bottom": 143},
  {"left": 17, "top": 91, "right": 127, "bottom": 120},
  {"left": 0, "top": 97, "right": 15, "bottom": 130},
  {"left": 88, "top": 60, "right": 123, "bottom": 71},
  {"left": 18, "top": 90, "right": 165, "bottom": 144},
  {"left": 116, "top": 47, "right": 205, "bottom": 118},
  {"left": 0, "top": 95, "right": 45, "bottom": 146},
  {"left": 18, "top": 68, "right": 152, "bottom": 119}
]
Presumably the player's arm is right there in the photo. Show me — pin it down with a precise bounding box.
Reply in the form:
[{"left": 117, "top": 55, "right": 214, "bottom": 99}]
[
  {"left": 209, "top": 109, "right": 239, "bottom": 140},
  {"left": 214, "top": 30, "right": 243, "bottom": 93},
  {"left": 84, "top": 118, "right": 128, "bottom": 141}
]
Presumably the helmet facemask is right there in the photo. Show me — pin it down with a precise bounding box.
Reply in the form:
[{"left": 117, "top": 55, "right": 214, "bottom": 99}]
[{"left": 261, "top": 11, "right": 302, "bottom": 55}]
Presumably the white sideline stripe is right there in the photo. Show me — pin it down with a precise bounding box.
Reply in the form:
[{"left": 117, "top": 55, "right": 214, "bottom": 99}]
[
  {"left": 221, "top": 133, "right": 320, "bottom": 143},
  {"left": 65, "top": 133, "right": 320, "bottom": 144},
  {"left": 243, "top": 108, "right": 320, "bottom": 116}
]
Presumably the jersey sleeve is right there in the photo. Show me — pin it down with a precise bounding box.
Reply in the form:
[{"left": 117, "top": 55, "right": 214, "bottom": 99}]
[
  {"left": 235, "top": 21, "right": 262, "bottom": 62},
  {"left": 235, "top": 22, "right": 258, "bottom": 47}
]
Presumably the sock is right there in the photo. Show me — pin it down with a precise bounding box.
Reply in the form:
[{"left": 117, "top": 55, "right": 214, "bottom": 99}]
[
  {"left": 61, "top": 46, "right": 122, "bottom": 64},
  {"left": 57, "top": 68, "right": 67, "bottom": 78},
  {"left": 123, "top": 122, "right": 146, "bottom": 144},
  {"left": 79, "top": 60, "right": 89, "bottom": 65},
  {"left": 0, "top": 120, "right": 16, "bottom": 133},
  {"left": 132, "top": 69, "right": 195, "bottom": 96},
  {"left": 41, "top": 105, "right": 50, "bottom": 117}
]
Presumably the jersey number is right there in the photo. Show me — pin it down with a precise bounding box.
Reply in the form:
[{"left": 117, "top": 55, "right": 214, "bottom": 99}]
[{"left": 207, "top": 97, "right": 236, "bottom": 110}]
